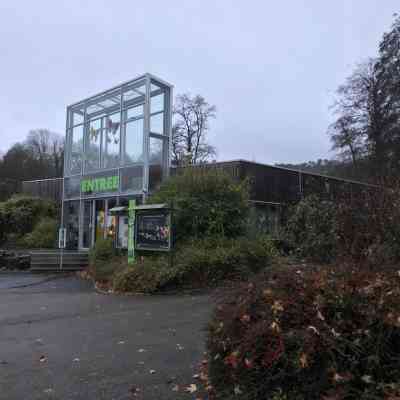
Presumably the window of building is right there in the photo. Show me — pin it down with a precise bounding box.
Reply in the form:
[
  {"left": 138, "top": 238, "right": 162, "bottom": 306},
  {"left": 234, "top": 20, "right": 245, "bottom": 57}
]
[
  {"left": 151, "top": 93, "right": 164, "bottom": 114},
  {"left": 85, "top": 118, "right": 102, "bottom": 172},
  {"left": 126, "top": 104, "right": 144, "bottom": 120},
  {"left": 150, "top": 112, "right": 164, "bottom": 135},
  {"left": 149, "top": 136, "right": 165, "bottom": 191},
  {"left": 124, "top": 118, "right": 143, "bottom": 164},
  {"left": 103, "top": 113, "right": 120, "bottom": 169},
  {"left": 120, "top": 165, "right": 143, "bottom": 192},
  {"left": 64, "top": 175, "right": 81, "bottom": 199},
  {"left": 70, "top": 125, "right": 83, "bottom": 174},
  {"left": 149, "top": 136, "right": 163, "bottom": 165}
]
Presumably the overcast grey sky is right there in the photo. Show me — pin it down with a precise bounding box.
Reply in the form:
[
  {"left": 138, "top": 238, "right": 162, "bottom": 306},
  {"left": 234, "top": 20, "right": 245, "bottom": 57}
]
[{"left": 0, "top": 1, "right": 398, "bottom": 164}]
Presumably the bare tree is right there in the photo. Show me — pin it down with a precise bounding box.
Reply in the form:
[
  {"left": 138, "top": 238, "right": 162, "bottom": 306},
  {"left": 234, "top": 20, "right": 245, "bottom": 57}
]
[
  {"left": 328, "top": 60, "right": 386, "bottom": 176},
  {"left": 25, "top": 129, "right": 64, "bottom": 176},
  {"left": 172, "top": 94, "right": 216, "bottom": 166}
]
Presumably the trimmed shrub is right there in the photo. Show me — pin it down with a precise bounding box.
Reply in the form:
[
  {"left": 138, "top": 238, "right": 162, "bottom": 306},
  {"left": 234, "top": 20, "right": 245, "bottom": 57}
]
[
  {"left": 113, "top": 256, "right": 173, "bottom": 293},
  {"left": 113, "top": 236, "right": 278, "bottom": 294},
  {"left": 285, "top": 195, "right": 338, "bottom": 263},
  {"left": 207, "top": 266, "right": 400, "bottom": 400},
  {"left": 20, "top": 218, "right": 58, "bottom": 248},
  {"left": 92, "top": 257, "right": 125, "bottom": 283},
  {"left": 89, "top": 238, "right": 115, "bottom": 263},
  {"left": 89, "top": 238, "right": 120, "bottom": 282},
  {"left": 149, "top": 168, "right": 250, "bottom": 241}
]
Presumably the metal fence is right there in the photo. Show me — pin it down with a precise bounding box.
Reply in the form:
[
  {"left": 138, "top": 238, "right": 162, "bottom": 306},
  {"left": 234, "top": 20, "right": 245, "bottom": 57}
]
[
  {"left": 21, "top": 178, "right": 63, "bottom": 203},
  {"left": 21, "top": 160, "right": 373, "bottom": 206}
]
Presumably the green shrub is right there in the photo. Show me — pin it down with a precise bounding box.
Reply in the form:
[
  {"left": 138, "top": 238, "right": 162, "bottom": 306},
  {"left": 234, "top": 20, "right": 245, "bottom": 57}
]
[
  {"left": 285, "top": 195, "right": 338, "bottom": 263},
  {"left": 0, "top": 196, "right": 58, "bottom": 245},
  {"left": 20, "top": 218, "right": 58, "bottom": 248},
  {"left": 89, "top": 238, "right": 115, "bottom": 264},
  {"left": 113, "top": 236, "right": 278, "bottom": 293},
  {"left": 335, "top": 182, "right": 400, "bottom": 266},
  {"left": 92, "top": 257, "right": 125, "bottom": 282},
  {"left": 207, "top": 266, "right": 400, "bottom": 400},
  {"left": 89, "top": 238, "right": 120, "bottom": 282},
  {"left": 150, "top": 168, "right": 250, "bottom": 240},
  {"left": 113, "top": 256, "right": 173, "bottom": 293}
]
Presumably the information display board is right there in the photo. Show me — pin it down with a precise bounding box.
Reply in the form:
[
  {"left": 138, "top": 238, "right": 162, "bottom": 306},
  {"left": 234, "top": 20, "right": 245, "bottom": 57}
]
[{"left": 135, "top": 211, "right": 171, "bottom": 251}]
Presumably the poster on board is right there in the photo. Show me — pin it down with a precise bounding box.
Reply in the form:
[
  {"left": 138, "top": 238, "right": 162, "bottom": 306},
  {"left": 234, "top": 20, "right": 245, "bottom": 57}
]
[{"left": 135, "top": 212, "right": 171, "bottom": 251}]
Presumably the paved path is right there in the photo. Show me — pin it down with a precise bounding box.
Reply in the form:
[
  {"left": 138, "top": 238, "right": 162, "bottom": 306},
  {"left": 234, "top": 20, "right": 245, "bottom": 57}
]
[{"left": 0, "top": 274, "right": 212, "bottom": 400}]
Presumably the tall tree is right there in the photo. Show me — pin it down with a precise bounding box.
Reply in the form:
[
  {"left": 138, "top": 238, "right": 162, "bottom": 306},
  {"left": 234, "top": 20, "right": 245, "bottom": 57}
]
[
  {"left": 330, "top": 15, "right": 400, "bottom": 180},
  {"left": 172, "top": 94, "right": 216, "bottom": 166},
  {"left": 374, "top": 14, "right": 400, "bottom": 174},
  {"left": 328, "top": 60, "right": 379, "bottom": 170}
]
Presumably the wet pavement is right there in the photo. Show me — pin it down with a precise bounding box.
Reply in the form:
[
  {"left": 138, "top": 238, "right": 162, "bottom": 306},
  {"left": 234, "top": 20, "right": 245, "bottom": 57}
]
[{"left": 0, "top": 274, "right": 212, "bottom": 400}]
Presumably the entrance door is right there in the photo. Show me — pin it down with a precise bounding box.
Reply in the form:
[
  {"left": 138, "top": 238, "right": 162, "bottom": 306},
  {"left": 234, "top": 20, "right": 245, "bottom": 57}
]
[{"left": 81, "top": 199, "right": 113, "bottom": 249}]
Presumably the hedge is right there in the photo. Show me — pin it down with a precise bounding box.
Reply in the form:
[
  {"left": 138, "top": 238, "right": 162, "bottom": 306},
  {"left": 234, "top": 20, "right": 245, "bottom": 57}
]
[{"left": 207, "top": 265, "right": 400, "bottom": 399}]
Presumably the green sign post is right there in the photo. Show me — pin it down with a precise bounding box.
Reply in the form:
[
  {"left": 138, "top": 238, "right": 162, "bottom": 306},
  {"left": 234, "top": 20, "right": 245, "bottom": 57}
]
[{"left": 127, "top": 199, "right": 136, "bottom": 264}]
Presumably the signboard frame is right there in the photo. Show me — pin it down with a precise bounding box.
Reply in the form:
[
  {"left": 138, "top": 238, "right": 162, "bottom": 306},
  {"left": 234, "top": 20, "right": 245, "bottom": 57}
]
[
  {"left": 127, "top": 199, "right": 136, "bottom": 264},
  {"left": 134, "top": 205, "right": 172, "bottom": 252}
]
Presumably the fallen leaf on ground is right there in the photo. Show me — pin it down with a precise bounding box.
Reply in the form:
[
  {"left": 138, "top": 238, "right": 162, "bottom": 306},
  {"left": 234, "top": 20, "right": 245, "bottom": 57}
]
[
  {"left": 185, "top": 384, "right": 197, "bottom": 393},
  {"left": 234, "top": 385, "right": 242, "bottom": 395}
]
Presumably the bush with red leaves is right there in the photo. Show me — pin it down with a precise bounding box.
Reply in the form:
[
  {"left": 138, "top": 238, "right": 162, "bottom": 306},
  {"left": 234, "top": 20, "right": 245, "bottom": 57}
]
[{"left": 207, "top": 265, "right": 400, "bottom": 399}]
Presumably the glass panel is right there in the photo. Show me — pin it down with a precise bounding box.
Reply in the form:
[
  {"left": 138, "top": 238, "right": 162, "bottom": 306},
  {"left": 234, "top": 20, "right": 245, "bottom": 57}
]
[
  {"left": 150, "top": 82, "right": 161, "bottom": 94},
  {"left": 72, "top": 110, "right": 84, "bottom": 126},
  {"left": 120, "top": 166, "right": 143, "bottom": 192},
  {"left": 103, "top": 113, "right": 120, "bottom": 169},
  {"left": 126, "top": 104, "right": 144, "bottom": 120},
  {"left": 150, "top": 113, "right": 164, "bottom": 135},
  {"left": 123, "top": 84, "right": 146, "bottom": 103},
  {"left": 149, "top": 136, "right": 163, "bottom": 164},
  {"left": 124, "top": 119, "right": 144, "bottom": 164},
  {"left": 118, "top": 215, "right": 129, "bottom": 249},
  {"left": 70, "top": 125, "right": 83, "bottom": 174},
  {"left": 149, "top": 165, "right": 162, "bottom": 191},
  {"left": 63, "top": 201, "right": 79, "bottom": 249},
  {"left": 85, "top": 119, "right": 101, "bottom": 172},
  {"left": 95, "top": 200, "right": 105, "bottom": 242},
  {"left": 105, "top": 198, "right": 117, "bottom": 241},
  {"left": 86, "top": 104, "right": 103, "bottom": 115},
  {"left": 82, "top": 200, "right": 92, "bottom": 248},
  {"left": 151, "top": 93, "right": 164, "bottom": 114},
  {"left": 64, "top": 176, "right": 81, "bottom": 199}
]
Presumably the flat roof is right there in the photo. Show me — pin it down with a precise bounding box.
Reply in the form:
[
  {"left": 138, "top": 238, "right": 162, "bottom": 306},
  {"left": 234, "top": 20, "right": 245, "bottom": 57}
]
[
  {"left": 203, "top": 159, "right": 377, "bottom": 187},
  {"left": 67, "top": 73, "right": 173, "bottom": 109}
]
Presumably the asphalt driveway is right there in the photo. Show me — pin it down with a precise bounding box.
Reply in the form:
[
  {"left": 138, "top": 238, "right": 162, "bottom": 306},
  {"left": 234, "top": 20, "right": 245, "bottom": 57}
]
[{"left": 0, "top": 273, "right": 212, "bottom": 400}]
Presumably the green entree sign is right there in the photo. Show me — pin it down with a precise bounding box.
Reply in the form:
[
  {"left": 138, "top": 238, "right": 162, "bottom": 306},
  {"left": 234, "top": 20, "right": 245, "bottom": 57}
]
[{"left": 81, "top": 175, "right": 119, "bottom": 193}]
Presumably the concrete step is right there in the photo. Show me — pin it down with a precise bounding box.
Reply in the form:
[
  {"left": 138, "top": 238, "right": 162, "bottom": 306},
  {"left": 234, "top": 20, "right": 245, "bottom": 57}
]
[{"left": 30, "top": 250, "right": 88, "bottom": 272}]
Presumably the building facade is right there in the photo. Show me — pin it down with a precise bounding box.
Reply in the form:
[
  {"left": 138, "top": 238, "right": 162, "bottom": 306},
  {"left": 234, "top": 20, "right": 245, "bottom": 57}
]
[{"left": 62, "top": 74, "right": 173, "bottom": 250}]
